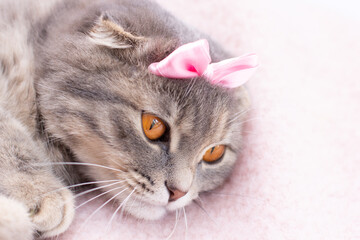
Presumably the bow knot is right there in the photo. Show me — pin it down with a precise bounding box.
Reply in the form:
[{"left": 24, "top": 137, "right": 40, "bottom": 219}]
[{"left": 148, "top": 39, "right": 258, "bottom": 88}]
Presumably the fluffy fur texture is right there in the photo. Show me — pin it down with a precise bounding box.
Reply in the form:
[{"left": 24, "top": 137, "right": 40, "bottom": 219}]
[
  {"left": 57, "top": 0, "right": 360, "bottom": 239},
  {"left": 0, "top": 0, "right": 249, "bottom": 239},
  {"left": 0, "top": 196, "right": 33, "bottom": 240}
]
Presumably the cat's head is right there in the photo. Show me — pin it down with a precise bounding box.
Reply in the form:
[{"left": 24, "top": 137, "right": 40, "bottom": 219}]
[{"left": 36, "top": 11, "right": 250, "bottom": 220}]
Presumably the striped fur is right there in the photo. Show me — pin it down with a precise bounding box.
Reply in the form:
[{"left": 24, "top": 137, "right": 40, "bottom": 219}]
[{"left": 0, "top": 0, "right": 250, "bottom": 238}]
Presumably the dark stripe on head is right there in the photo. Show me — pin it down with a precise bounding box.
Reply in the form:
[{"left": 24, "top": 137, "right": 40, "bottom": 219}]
[
  {"left": 55, "top": 109, "right": 109, "bottom": 143},
  {"left": 62, "top": 80, "right": 138, "bottom": 110}
]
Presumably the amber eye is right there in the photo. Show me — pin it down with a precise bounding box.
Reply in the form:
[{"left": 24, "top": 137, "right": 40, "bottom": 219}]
[
  {"left": 203, "top": 145, "right": 226, "bottom": 163},
  {"left": 142, "top": 113, "right": 166, "bottom": 140}
]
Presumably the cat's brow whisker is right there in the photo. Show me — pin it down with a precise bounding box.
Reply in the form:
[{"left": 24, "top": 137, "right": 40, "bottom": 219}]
[
  {"left": 227, "top": 114, "right": 257, "bottom": 126},
  {"left": 105, "top": 188, "right": 136, "bottom": 233},
  {"left": 75, "top": 185, "right": 126, "bottom": 210},
  {"left": 227, "top": 108, "right": 253, "bottom": 125},
  {"left": 33, "top": 162, "right": 124, "bottom": 174},
  {"left": 40, "top": 179, "right": 121, "bottom": 197},
  {"left": 78, "top": 187, "right": 129, "bottom": 234},
  {"left": 166, "top": 209, "right": 179, "bottom": 240},
  {"left": 183, "top": 207, "right": 188, "bottom": 240},
  {"left": 75, "top": 180, "right": 126, "bottom": 199},
  {"left": 233, "top": 108, "right": 252, "bottom": 117},
  {"left": 183, "top": 78, "right": 197, "bottom": 100},
  {"left": 228, "top": 109, "right": 277, "bottom": 127},
  {"left": 240, "top": 130, "right": 263, "bottom": 135},
  {"left": 234, "top": 116, "right": 265, "bottom": 126}
]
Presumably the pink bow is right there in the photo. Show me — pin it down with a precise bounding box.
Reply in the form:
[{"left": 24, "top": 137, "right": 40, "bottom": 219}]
[{"left": 148, "top": 39, "right": 258, "bottom": 88}]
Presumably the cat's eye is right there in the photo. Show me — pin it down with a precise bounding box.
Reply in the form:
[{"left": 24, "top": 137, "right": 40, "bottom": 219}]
[
  {"left": 142, "top": 113, "right": 166, "bottom": 140},
  {"left": 203, "top": 145, "right": 226, "bottom": 163}
]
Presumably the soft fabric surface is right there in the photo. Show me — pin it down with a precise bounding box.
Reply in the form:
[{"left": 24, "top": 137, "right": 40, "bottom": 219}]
[{"left": 56, "top": 0, "right": 360, "bottom": 239}]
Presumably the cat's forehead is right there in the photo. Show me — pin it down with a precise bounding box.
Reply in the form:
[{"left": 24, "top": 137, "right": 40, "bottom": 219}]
[
  {"left": 139, "top": 76, "right": 232, "bottom": 119},
  {"left": 136, "top": 76, "right": 235, "bottom": 147}
]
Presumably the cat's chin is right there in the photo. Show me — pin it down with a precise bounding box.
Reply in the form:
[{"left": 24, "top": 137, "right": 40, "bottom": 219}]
[{"left": 125, "top": 202, "right": 167, "bottom": 220}]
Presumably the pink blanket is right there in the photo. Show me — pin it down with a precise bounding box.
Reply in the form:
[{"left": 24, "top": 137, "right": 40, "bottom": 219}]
[{"left": 57, "top": 0, "right": 360, "bottom": 239}]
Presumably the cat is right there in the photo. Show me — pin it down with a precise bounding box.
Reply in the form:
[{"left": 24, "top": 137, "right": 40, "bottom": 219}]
[{"left": 0, "top": 0, "right": 251, "bottom": 239}]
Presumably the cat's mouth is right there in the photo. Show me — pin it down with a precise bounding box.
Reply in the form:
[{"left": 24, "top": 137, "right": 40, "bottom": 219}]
[
  {"left": 120, "top": 191, "right": 195, "bottom": 220},
  {"left": 165, "top": 193, "right": 194, "bottom": 211}
]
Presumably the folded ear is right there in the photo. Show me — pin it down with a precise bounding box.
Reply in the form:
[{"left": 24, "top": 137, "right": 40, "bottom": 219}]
[{"left": 88, "top": 14, "right": 143, "bottom": 49}]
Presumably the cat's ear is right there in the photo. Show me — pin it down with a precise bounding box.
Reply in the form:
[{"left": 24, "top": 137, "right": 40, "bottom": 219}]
[{"left": 88, "top": 14, "right": 143, "bottom": 49}]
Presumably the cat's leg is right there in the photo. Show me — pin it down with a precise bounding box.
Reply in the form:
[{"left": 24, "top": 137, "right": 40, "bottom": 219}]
[{"left": 0, "top": 108, "right": 75, "bottom": 238}]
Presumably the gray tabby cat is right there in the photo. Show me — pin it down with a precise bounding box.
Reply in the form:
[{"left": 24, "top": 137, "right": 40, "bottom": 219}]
[{"left": 0, "top": 0, "right": 250, "bottom": 239}]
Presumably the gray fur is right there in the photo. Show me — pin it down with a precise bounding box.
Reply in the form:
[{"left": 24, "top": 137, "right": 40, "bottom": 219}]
[{"left": 0, "top": 0, "right": 250, "bottom": 238}]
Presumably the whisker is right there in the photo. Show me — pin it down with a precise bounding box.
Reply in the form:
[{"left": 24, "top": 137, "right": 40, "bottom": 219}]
[
  {"left": 118, "top": 196, "right": 130, "bottom": 221},
  {"left": 78, "top": 187, "right": 129, "bottom": 233},
  {"left": 75, "top": 185, "right": 126, "bottom": 209},
  {"left": 196, "top": 196, "right": 205, "bottom": 206},
  {"left": 40, "top": 179, "right": 121, "bottom": 197},
  {"left": 228, "top": 116, "right": 263, "bottom": 126},
  {"left": 75, "top": 181, "right": 126, "bottom": 199},
  {"left": 233, "top": 108, "right": 252, "bottom": 117},
  {"left": 183, "top": 207, "right": 188, "bottom": 240},
  {"left": 193, "top": 198, "right": 217, "bottom": 224},
  {"left": 166, "top": 209, "right": 179, "bottom": 240},
  {"left": 205, "top": 191, "right": 274, "bottom": 208},
  {"left": 33, "top": 162, "right": 124, "bottom": 174},
  {"left": 105, "top": 188, "right": 136, "bottom": 232},
  {"left": 236, "top": 130, "right": 263, "bottom": 135},
  {"left": 227, "top": 108, "right": 253, "bottom": 125},
  {"left": 240, "top": 117, "right": 264, "bottom": 124},
  {"left": 124, "top": 194, "right": 143, "bottom": 219},
  {"left": 107, "top": 157, "right": 125, "bottom": 170},
  {"left": 126, "top": 195, "right": 139, "bottom": 216},
  {"left": 183, "top": 78, "right": 197, "bottom": 99}
]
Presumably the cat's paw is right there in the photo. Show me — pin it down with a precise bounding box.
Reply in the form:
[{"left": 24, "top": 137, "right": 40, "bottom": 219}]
[
  {"left": 0, "top": 196, "right": 33, "bottom": 240},
  {"left": 30, "top": 188, "right": 75, "bottom": 238}
]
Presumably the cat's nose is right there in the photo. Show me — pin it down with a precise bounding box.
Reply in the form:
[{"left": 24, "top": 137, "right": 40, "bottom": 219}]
[{"left": 166, "top": 183, "right": 187, "bottom": 201}]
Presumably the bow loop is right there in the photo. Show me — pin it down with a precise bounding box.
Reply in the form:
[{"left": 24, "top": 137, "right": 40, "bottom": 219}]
[{"left": 148, "top": 39, "right": 258, "bottom": 88}]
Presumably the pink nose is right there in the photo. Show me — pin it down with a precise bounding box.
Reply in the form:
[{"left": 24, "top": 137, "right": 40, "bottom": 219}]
[{"left": 166, "top": 183, "right": 187, "bottom": 202}]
